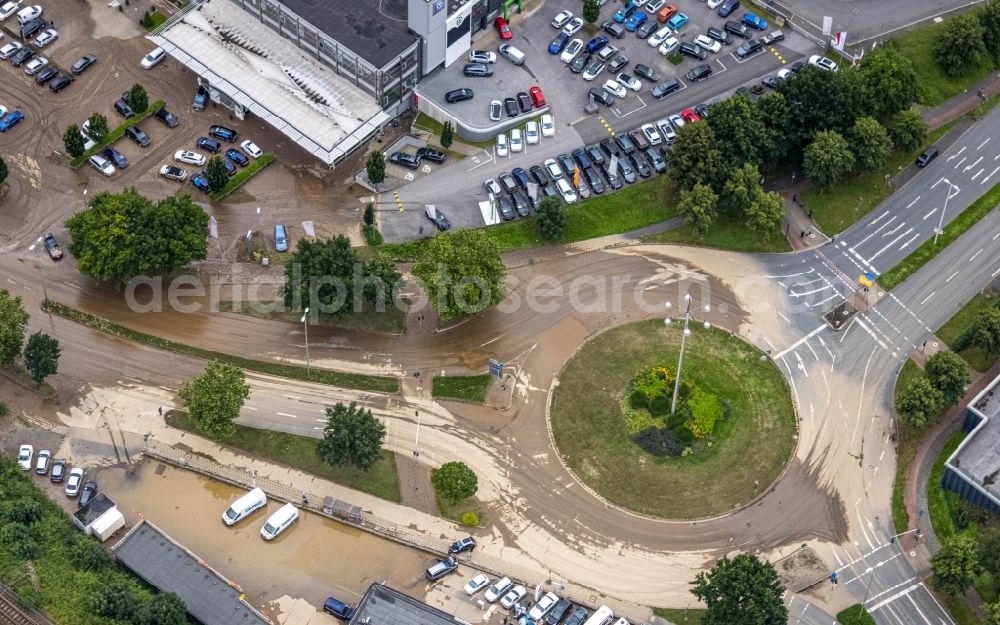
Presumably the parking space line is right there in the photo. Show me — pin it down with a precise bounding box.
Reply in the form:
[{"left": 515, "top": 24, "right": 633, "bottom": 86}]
[
  {"left": 598, "top": 116, "right": 617, "bottom": 137},
  {"left": 713, "top": 58, "right": 728, "bottom": 75},
  {"left": 729, "top": 50, "right": 764, "bottom": 64},
  {"left": 612, "top": 95, "right": 648, "bottom": 119}
]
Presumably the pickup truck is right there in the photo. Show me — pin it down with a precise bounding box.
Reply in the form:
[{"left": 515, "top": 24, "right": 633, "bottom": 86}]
[{"left": 192, "top": 85, "right": 207, "bottom": 111}]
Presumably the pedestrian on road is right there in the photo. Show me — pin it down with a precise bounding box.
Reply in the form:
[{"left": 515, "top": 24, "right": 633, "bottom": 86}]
[{"left": 419, "top": 225, "right": 424, "bottom": 235}]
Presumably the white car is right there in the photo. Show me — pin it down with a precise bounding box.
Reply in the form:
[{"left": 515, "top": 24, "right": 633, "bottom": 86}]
[
  {"left": 484, "top": 577, "right": 512, "bottom": 603},
  {"left": 484, "top": 178, "right": 502, "bottom": 195},
  {"left": 0, "top": 41, "right": 23, "bottom": 59},
  {"left": 562, "top": 17, "right": 584, "bottom": 35},
  {"left": 809, "top": 54, "right": 838, "bottom": 72},
  {"left": 240, "top": 139, "right": 263, "bottom": 158},
  {"left": 551, "top": 9, "right": 573, "bottom": 29},
  {"left": 141, "top": 46, "right": 167, "bottom": 69},
  {"left": 603, "top": 79, "right": 626, "bottom": 98},
  {"left": 658, "top": 36, "right": 679, "bottom": 56},
  {"left": 79, "top": 123, "right": 96, "bottom": 150},
  {"left": 694, "top": 34, "right": 721, "bottom": 53},
  {"left": 582, "top": 60, "right": 604, "bottom": 81},
  {"left": 648, "top": 26, "right": 672, "bottom": 47},
  {"left": 469, "top": 49, "right": 496, "bottom": 64},
  {"left": 707, "top": 0, "right": 723, "bottom": 8},
  {"left": 65, "top": 468, "right": 84, "bottom": 496},
  {"left": 617, "top": 73, "right": 642, "bottom": 92},
  {"left": 525, "top": 121, "right": 539, "bottom": 145},
  {"left": 174, "top": 150, "right": 206, "bottom": 166},
  {"left": 464, "top": 573, "right": 491, "bottom": 595},
  {"left": 34, "top": 449, "right": 50, "bottom": 474},
  {"left": 544, "top": 158, "right": 563, "bottom": 180},
  {"left": 499, "top": 585, "right": 527, "bottom": 609},
  {"left": 656, "top": 118, "right": 676, "bottom": 143},
  {"left": 88, "top": 154, "right": 116, "bottom": 176},
  {"left": 15, "top": 4, "right": 39, "bottom": 23},
  {"left": 529, "top": 592, "right": 560, "bottom": 621},
  {"left": 0, "top": 1, "right": 19, "bottom": 20},
  {"left": 17, "top": 445, "right": 32, "bottom": 470},
  {"left": 641, "top": 123, "right": 662, "bottom": 146},
  {"left": 560, "top": 38, "right": 583, "bottom": 63},
  {"left": 668, "top": 113, "right": 685, "bottom": 129},
  {"left": 33, "top": 28, "right": 56, "bottom": 47},
  {"left": 509, "top": 128, "right": 523, "bottom": 153},
  {"left": 540, "top": 113, "right": 555, "bottom": 138},
  {"left": 556, "top": 179, "right": 577, "bottom": 204},
  {"left": 495, "top": 133, "right": 509, "bottom": 157},
  {"left": 23, "top": 56, "right": 47, "bottom": 75},
  {"left": 159, "top": 164, "right": 188, "bottom": 181},
  {"left": 646, "top": 0, "right": 666, "bottom": 11},
  {"left": 776, "top": 67, "right": 793, "bottom": 80}
]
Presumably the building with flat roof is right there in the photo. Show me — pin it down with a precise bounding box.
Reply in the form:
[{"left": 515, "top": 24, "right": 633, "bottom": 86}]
[
  {"left": 407, "top": 0, "right": 522, "bottom": 74},
  {"left": 943, "top": 372, "right": 1000, "bottom": 513},
  {"left": 112, "top": 519, "right": 271, "bottom": 625},
  {"left": 350, "top": 583, "right": 470, "bottom": 625}
]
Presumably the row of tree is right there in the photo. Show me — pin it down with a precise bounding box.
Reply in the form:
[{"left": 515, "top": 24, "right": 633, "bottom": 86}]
[
  {"left": 63, "top": 84, "right": 149, "bottom": 158},
  {"left": 934, "top": 0, "right": 1000, "bottom": 77},
  {"left": 0, "top": 290, "right": 61, "bottom": 386}
]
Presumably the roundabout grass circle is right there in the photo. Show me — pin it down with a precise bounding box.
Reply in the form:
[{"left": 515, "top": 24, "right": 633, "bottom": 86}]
[{"left": 549, "top": 319, "right": 797, "bottom": 519}]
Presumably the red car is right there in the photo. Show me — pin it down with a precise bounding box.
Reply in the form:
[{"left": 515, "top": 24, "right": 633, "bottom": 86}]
[
  {"left": 494, "top": 17, "right": 513, "bottom": 40},
  {"left": 680, "top": 108, "right": 701, "bottom": 123},
  {"left": 529, "top": 86, "right": 546, "bottom": 108}
]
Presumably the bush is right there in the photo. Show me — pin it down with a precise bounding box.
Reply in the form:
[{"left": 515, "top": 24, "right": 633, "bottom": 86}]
[
  {"left": 0, "top": 401, "right": 7, "bottom": 418},
  {"left": 648, "top": 395, "right": 670, "bottom": 416},
  {"left": 837, "top": 604, "right": 876, "bottom": 625},
  {"left": 632, "top": 427, "right": 685, "bottom": 456},
  {"left": 665, "top": 409, "right": 688, "bottom": 431},
  {"left": 7, "top": 498, "right": 42, "bottom": 525},
  {"left": 364, "top": 203, "right": 375, "bottom": 226},
  {"left": 720, "top": 398, "right": 733, "bottom": 420},
  {"left": 362, "top": 224, "right": 383, "bottom": 246},
  {"left": 460, "top": 511, "right": 479, "bottom": 526},
  {"left": 628, "top": 388, "right": 648, "bottom": 409},
  {"left": 673, "top": 423, "right": 695, "bottom": 445}
]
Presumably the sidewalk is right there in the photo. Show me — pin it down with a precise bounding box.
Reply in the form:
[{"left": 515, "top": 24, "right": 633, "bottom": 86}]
[{"left": 922, "top": 73, "right": 1000, "bottom": 130}]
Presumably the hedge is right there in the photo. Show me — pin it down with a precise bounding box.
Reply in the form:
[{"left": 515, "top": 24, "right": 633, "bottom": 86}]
[
  {"left": 69, "top": 100, "right": 165, "bottom": 168},
  {"left": 208, "top": 153, "right": 274, "bottom": 201}
]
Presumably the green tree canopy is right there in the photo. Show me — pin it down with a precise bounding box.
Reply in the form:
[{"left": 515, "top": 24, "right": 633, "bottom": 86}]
[
  {"left": 366, "top": 149, "right": 386, "bottom": 186},
  {"left": 778, "top": 66, "right": 869, "bottom": 149},
  {"left": 980, "top": 0, "right": 1000, "bottom": 58},
  {"left": 316, "top": 401, "right": 386, "bottom": 471},
  {"left": 89, "top": 577, "right": 139, "bottom": 620},
  {"left": 0, "top": 289, "right": 29, "bottom": 366},
  {"left": 63, "top": 123, "right": 85, "bottom": 158},
  {"left": 87, "top": 112, "right": 110, "bottom": 144},
  {"left": 720, "top": 162, "right": 761, "bottom": 215},
  {"left": 755, "top": 92, "right": 792, "bottom": 162},
  {"left": 205, "top": 155, "right": 228, "bottom": 193},
  {"left": 887, "top": 109, "right": 928, "bottom": 152},
  {"left": 744, "top": 190, "right": 784, "bottom": 238},
  {"left": 412, "top": 229, "right": 506, "bottom": 321},
  {"left": 678, "top": 183, "right": 719, "bottom": 235},
  {"left": 668, "top": 122, "right": 725, "bottom": 191},
  {"left": 431, "top": 461, "right": 479, "bottom": 505},
  {"left": 23, "top": 331, "right": 61, "bottom": 387},
  {"left": 925, "top": 350, "right": 971, "bottom": 406},
  {"left": 934, "top": 13, "right": 987, "bottom": 76},
  {"left": 803, "top": 130, "right": 856, "bottom": 188},
  {"left": 134, "top": 592, "right": 187, "bottom": 625},
  {"left": 129, "top": 83, "right": 150, "bottom": 114},
  {"left": 135, "top": 195, "right": 209, "bottom": 275},
  {"left": 971, "top": 308, "right": 1000, "bottom": 354},
  {"left": 282, "top": 234, "right": 359, "bottom": 316},
  {"left": 859, "top": 46, "right": 918, "bottom": 119},
  {"left": 706, "top": 94, "right": 769, "bottom": 168},
  {"left": 69, "top": 535, "right": 110, "bottom": 570},
  {"left": 536, "top": 196, "right": 566, "bottom": 240},
  {"left": 691, "top": 553, "right": 788, "bottom": 625},
  {"left": 895, "top": 373, "right": 944, "bottom": 428},
  {"left": 850, "top": 116, "right": 892, "bottom": 171},
  {"left": 440, "top": 121, "right": 454, "bottom": 149},
  {"left": 361, "top": 252, "right": 403, "bottom": 306},
  {"left": 177, "top": 360, "right": 250, "bottom": 440},
  {"left": 932, "top": 534, "right": 980, "bottom": 595},
  {"left": 583, "top": 0, "right": 600, "bottom": 23}
]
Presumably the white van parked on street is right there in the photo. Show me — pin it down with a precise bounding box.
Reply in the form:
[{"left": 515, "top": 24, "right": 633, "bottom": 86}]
[
  {"left": 260, "top": 502, "right": 298, "bottom": 540},
  {"left": 222, "top": 487, "right": 267, "bottom": 526}
]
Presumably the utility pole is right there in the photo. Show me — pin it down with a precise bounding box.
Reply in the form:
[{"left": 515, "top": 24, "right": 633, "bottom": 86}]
[
  {"left": 664, "top": 294, "right": 711, "bottom": 414},
  {"left": 300, "top": 307, "right": 310, "bottom": 374}
]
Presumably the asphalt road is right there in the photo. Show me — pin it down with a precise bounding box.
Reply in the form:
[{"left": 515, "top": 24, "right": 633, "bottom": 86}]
[{"left": 776, "top": 0, "right": 984, "bottom": 42}]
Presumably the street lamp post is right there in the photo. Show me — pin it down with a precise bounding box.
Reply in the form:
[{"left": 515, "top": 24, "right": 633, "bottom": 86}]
[
  {"left": 664, "top": 294, "right": 711, "bottom": 414},
  {"left": 300, "top": 307, "right": 310, "bottom": 374},
  {"left": 934, "top": 178, "right": 956, "bottom": 246},
  {"left": 413, "top": 409, "right": 421, "bottom": 457}
]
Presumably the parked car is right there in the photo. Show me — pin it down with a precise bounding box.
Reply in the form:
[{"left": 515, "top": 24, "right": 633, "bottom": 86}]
[
  {"left": 646, "top": 0, "right": 667, "bottom": 10},
  {"left": 762, "top": 29, "right": 784, "bottom": 44},
  {"left": 17, "top": 445, "right": 33, "bottom": 470},
  {"left": 582, "top": 59, "right": 606, "bottom": 81},
  {"left": 88, "top": 154, "right": 116, "bottom": 176},
  {"left": 141, "top": 46, "right": 167, "bottom": 69},
  {"left": 426, "top": 206, "right": 451, "bottom": 230},
  {"left": 685, "top": 63, "right": 713, "bottom": 81},
  {"left": 809, "top": 54, "right": 839, "bottom": 71},
  {"left": 561, "top": 38, "right": 584, "bottom": 63},
  {"left": 416, "top": 147, "right": 446, "bottom": 163},
  {"left": 707, "top": 25, "right": 734, "bottom": 45},
  {"left": 463, "top": 62, "right": 493, "bottom": 77},
  {"left": 529, "top": 593, "right": 561, "bottom": 621},
  {"left": 634, "top": 63, "right": 659, "bottom": 81},
  {"left": 570, "top": 52, "right": 590, "bottom": 73},
  {"left": 667, "top": 12, "right": 688, "bottom": 30},
  {"left": 191, "top": 173, "right": 211, "bottom": 193},
  {"left": 464, "top": 573, "right": 491, "bottom": 595},
  {"left": 240, "top": 139, "right": 263, "bottom": 159},
  {"left": 629, "top": 128, "right": 650, "bottom": 151},
  {"left": 445, "top": 88, "right": 474, "bottom": 103},
  {"left": 525, "top": 121, "right": 540, "bottom": 145},
  {"left": 510, "top": 128, "right": 523, "bottom": 153},
  {"left": 617, "top": 73, "right": 642, "bottom": 91},
  {"left": 114, "top": 98, "right": 134, "bottom": 118},
  {"left": 0, "top": 109, "right": 24, "bottom": 131},
  {"left": 585, "top": 35, "right": 609, "bottom": 54},
  {"left": 641, "top": 123, "right": 662, "bottom": 146},
  {"left": 484, "top": 577, "right": 513, "bottom": 603},
  {"left": 603, "top": 79, "right": 626, "bottom": 99},
  {"left": 9, "top": 47, "right": 35, "bottom": 69},
  {"left": 50, "top": 459, "right": 66, "bottom": 482},
  {"left": 192, "top": 85, "right": 208, "bottom": 110},
  {"left": 558, "top": 153, "right": 577, "bottom": 175},
  {"left": 548, "top": 32, "right": 570, "bottom": 55},
  {"left": 625, "top": 10, "right": 647, "bottom": 31},
  {"left": 34, "top": 450, "right": 51, "bottom": 475},
  {"left": 658, "top": 36, "right": 679, "bottom": 56},
  {"left": 19, "top": 17, "right": 46, "bottom": 40},
  {"left": 34, "top": 65, "right": 57, "bottom": 84},
  {"left": 496, "top": 133, "right": 509, "bottom": 157},
  {"left": 154, "top": 107, "right": 180, "bottom": 127},
  {"left": 511, "top": 190, "right": 531, "bottom": 216},
  {"left": 499, "top": 585, "right": 527, "bottom": 609},
  {"left": 598, "top": 43, "right": 619, "bottom": 62},
  {"left": 42, "top": 232, "right": 62, "bottom": 260},
  {"left": 70, "top": 54, "right": 97, "bottom": 75},
  {"left": 0, "top": 41, "right": 23, "bottom": 60},
  {"left": 679, "top": 41, "right": 707, "bottom": 60},
  {"left": 24, "top": 56, "right": 48, "bottom": 75},
  {"left": 65, "top": 468, "right": 84, "bottom": 496},
  {"left": 736, "top": 38, "right": 764, "bottom": 57},
  {"left": 159, "top": 165, "right": 188, "bottom": 181},
  {"left": 494, "top": 16, "right": 512, "bottom": 39},
  {"left": 103, "top": 147, "right": 128, "bottom": 169},
  {"left": 388, "top": 152, "right": 421, "bottom": 169},
  {"left": 16, "top": 5, "right": 41, "bottom": 23},
  {"left": 607, "top": 54, "right": 629, "bottom": 73},
  {"left": 694, "top": 34, "right": 722, "bottom": 53},
  {"left": 615, "top": 133, "right": 636, "bottom": 155},
  {"left": 503, "top": 96, "right": 519, "bottom": 117},
  {"left": 517, "top": 91, "right": 532, "bottom": 112},
  {"left": 196, "top": 137, "right": 221, "bottom": 153},
  {"left": 511, "top": 166, "right": 530, "bottom": 189},
  {"left": 551, "top": 9, "right": 574, "bottom": 29},
  {"left": 589, "top": 87, "right": 615, "bottom": 106},
  {"left": 0, "top": 1, "right": 18, "bottom": 20},
  {"left": 717, "top": 0, "right": 740, "bottom": 17},
  {"left": 562, "top": 17, "right": 584, "bottom": 35},
  {"left": 274, "top": 224, "right": 288, "bottom": 252},
  {"left": 209, "top": 124, "right": 237, "bottom": 141},
  {"left": 323, "top": 597, "right": 355, "bottom": 621},
  {"left": 124, "top": 125, "right": 150, "bottom": 147},
  {"left": 496, "top": 195, "right": 515, "bottom": 220},
  {"left": 489, "top": 99, "right": 502, "bottom": 121},
  {"left": 226, "top": 148, "right": 250, "bottom": 166},
  {"left": 651, "top": 78, "right": 680, "bottom": 99},
  {"left": 448, "top": 536, "right": 477, "bottom": 554},
  {"left": 656, "top": 118, "right": 676, "bottom": 143},
  {"left": 564, "top": 607, "right": 590, "bottom": 625},
  {"left": 649, "top": 26, "right": 672, "bottom": 47},
  {"left": 469, "top": 49, "right": 496, "bottom": 64},
  {"left": 762, "top": 75, "right": 780, "bottom": 89},
  {"left": 540, "top": 113, "right": 555, "bottom": 137},
  {"left": 636, "top": 19, "right": 657, "bottom": 39},
  {"left": 78, "top": 481, "right": 98, "bottom": 507},
  {"left": 584, "top": 167, "right": 605, "bottom": 194},
  {"left": 655, "top": 3, "right": 677, "bottom": 22},
  {"left": 613, "top": 0, "right": 639, "bottom": 23},
  {"left": 725, "top": 20, "right": 752, "bottom": 39},
  {"left": 645, "top": 147, "right": 667, "bottom": 173},
  {"left": 681, "top": 107, "right": 701, "bottom": 123},
  {"left": 916, "top": 147, "right": 939, "bottom": 167},
  {"left": 741, "top": 11, "right": 767, "bottom": 30}
]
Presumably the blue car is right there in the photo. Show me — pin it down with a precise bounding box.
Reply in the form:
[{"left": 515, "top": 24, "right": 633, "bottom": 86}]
[
  {"left": 222, "top": 158, "right": 237, "bottom": 176},
  {"left": 0, "top": 110, "right": 25, "bottom": 132},
  {"left": 625, "top": 11, "right": 647, "bottom": 31},
  {"left": 226, "top": 148, "right": 250, "bottom": 166},
  {"left": 667, "top": 12, "right": 688, "bottom": 30},
  {"left": 548, "top": 32, "right": 570, "bottom": 55},
  {"left": 197, "top": 136, "right": 222, "bottom": 153},
  {"left": 741, "top": 12, "right": 767, "bottom": 30},
  {"left": 274, "top": 224, "right": 288, "bottom": 252},
  {"left": 613, "top": 0, "right": 638, "bottom": 23},
  {"left": 102, "top": 147, "right": 128, "bottom": 169},
  {"left": 585, "top": 34, "right": 609, "bottom": 53},
  {"left": 191, "top": 173, "right": 210, "bottom": 193}
]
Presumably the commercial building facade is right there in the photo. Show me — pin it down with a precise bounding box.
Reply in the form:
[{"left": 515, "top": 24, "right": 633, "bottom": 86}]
[{"left": 943, "top": 372, "right": 1000, "bottom": 514}]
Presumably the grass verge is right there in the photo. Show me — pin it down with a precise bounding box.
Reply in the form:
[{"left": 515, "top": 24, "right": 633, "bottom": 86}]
[
  {"left": 143, "top": 10, "right": 167, "bottom": 30},
  {"left": 928, "top": 430, "right": 965, "bottom": 542},
  {"left": 837, "top": 604, "right": 876, "bottom": 625},
  {"left": 217, "top": 299, "right": 407, "bottom": 335},
  {"left": 384, "top": 175, "right": 676, "bottom": 260},
  {"left": 880, "top": 178, "right": 1000, "bottom": 291},
  {"left": 435, "top": 493, "right": 488, "bottom": 526},
  {"left": 166, "top": 410, "right": 401, "bottom": 502},
  {"left": 362, "top": 224, "right": 384, "bottom": 246},
  {"left": 413, "top": 113, "right": 494, "bottom": 149},
  {"left": 652, "top": 607, "right": 707, "bottom": 624},
  {"left": 208, "top": 153, "right": 274, "bottom": 201},
  {"left": 642, "top": 211, "right": 789, "bottom": 253},
  {"left": 891, "top": 359, "right": 927, "bottom": 533},
  {"left": 431, "top": 374, "right": 491, "bottom": 403},
  {"left": 41, "top": 299, "right": 400, "bottom": 393},
  {"left": 69, "top": 99, "right": 166, "bottom": 168},
  {"left": 935, "top": 289, "right": 999, "bottom": 372},
  {"left": 550, "top": 320, "right": 796, "bottom": 519},
  {"left": 893, "top": 22, "right": 998, "bottom": 107},
  {"left": 0, "top": 364, "right": 56, "bottom": 399}
]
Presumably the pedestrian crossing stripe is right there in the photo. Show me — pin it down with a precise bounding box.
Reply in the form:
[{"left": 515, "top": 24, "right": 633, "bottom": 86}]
[
  {"left": 769, "top": 46, "right": 786, "bottom": 64},
  {"left": 598, "top": 116, "right": 616, "bottom": 137}
]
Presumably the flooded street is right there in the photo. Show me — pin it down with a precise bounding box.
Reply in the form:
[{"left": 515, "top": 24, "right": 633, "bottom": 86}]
[{"left": 101, "top": 461, "right": 433, "bottom": 610}]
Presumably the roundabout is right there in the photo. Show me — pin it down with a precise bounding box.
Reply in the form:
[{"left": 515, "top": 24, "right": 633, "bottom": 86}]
[{"left": 549, "top": 319, "right": 797, "bottom": 520}]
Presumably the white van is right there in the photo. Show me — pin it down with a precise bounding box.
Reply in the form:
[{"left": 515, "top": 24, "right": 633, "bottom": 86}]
[
  {"left": 260, "top": 502, "right": 298, "bottom": 540},
  {"left": 222, "top": 487, "right": 267, "bottom": 526},
  {"left": 582, "top": 606, "right": 614, "bottom": 625}
]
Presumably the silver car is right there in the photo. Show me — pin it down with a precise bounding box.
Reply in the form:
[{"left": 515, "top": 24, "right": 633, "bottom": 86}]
[{"left": 88, "top": 154, "right": 116, "bottom": 177}]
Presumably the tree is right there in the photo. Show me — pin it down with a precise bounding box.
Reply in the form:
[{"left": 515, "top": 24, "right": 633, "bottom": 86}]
[
  {"left": 925, "top": 350, "right": 971, "bottom": 406},
  {"left": 86, "top": 112, "right": 110, "bottom": 144},
  {"left": 895, "top": 374, "right": 944, "bottom": 428},
  {"left": 582, "top": 0, "right": 601, "bottom": 24},
  {"left": 720, "top": 162, "right": 761, "bottom": 216},
  {"left": 316, "top": 401, "right": 386, "bottom": 471},
  {"left": 803, "top": 130, "right": 855, "bottom": 188},
  {"left": 980, "top": 0, "right": 1000, "bottom": 58},
  {"left": 755, "top": 92, "right": 792, "bottom": 163},
  {"left": 678, "top": 183, "right": 719, "bottom": 235},
  {"left": 706, "top": 94, "right": 769, "bottom": 168},
  {"left": 282, "top": 235, "right": 360, "bottom": 316},
  {"left": 778, "top": 66, "right": 869, "bottom": 150},
  {"left": 134, "top": 592, "right": 187, "bottom": 625},
  {"left": 129, "top": 83, "right": 149, "bottom": 114},
  {"left": 0, "top": 157, "right": 7, "bottom": 186},
  {"left": 691, "top": 553, "right": 788, "bottom": 625},
  {"left": 744, "top": 190, "right": 784, "bottom": 238},
  {"left": 360, "top": 251, "right": 402, "bottom": 306},
  {"left": 135, "top": 195, "right": 209, "bottom": 275},
  {"left": 177, "top": 361, "right": 250, "bottom": 440},
  {"left": 7, "top": 499, "right": 42, "bottom": 525},
  {"left": 934, "top": 12, "right": 987, "bottom": 76},
  {"left": 668, "top": 122, "right": 725, "bottom": 191},
  {"left": 69, "top": 535, "right": 109, "bottom": 570},
  {"left": 89, "top": 578, "right": 138, "bottom": 620},
  {"left": 363, "top": 203, "right": 375, "bottom": 226},
  {"left": 536, "top": 196, "right": 566, "bottom": 239},
  {"left": 887, "top": 109, "right": 928, "bottom": 152},
  {"left": 23, "top": 332, "right": 61, "bottom": 387},
  {"left": 849, "top": 117, "right": 892, "bottom": 171},
  {"left": 971, "top": 308, "right": 1000, "bottom": 354},
  {"left": 0, "top": 290, "right": 29, "bottom": 366},
  {"left": 366, "top": 150, "right": 386, "bottom": 186},
  {"left": 0, "top": 523, "right": 36, "bottom": 559},
  {"left": 985, "top": 600, "right": 1000, "bottom": 625},
  {"left": 440, "top": 121, "right": 454, "bottom": 149},
  {"left": 205, "top": 155, "right": 228, "bottom": 193},
  {"left": 412, "top": 229, "right": 506, "bottom": 321},
  {"left": 859, "top": 46, "right": 918, "bottom": 119},
  {"left": 431, "top": 461, "right": 478, "bottom": 505},
  {"left": 63, "top": 124, "right": 85, "bottom": 158},
  {"left": 979, "top": 526, "right": 1000, "bottom": 579},
  {"left": 932, "top": 534, "right": 980, "bottom": 595}
]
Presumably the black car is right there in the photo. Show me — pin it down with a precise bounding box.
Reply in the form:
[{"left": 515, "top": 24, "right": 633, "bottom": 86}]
[
  {"left": 571, "top": 148, "right": 591, "bottom": 170},
  {"left": 686, "top": 64, "right": 713, "bottom": 82},
  {"left": 644, "top": 147, "right": 667, "bottom": 173},
  {"left": 569, "top": 52, "right": 591, "bottom": 74},
  {"left": 497, "top": 195, "right": 515, "bottom": 220},
  {"left": 735, "top": 85, "right": 751, "bottom": 98},
  {"left": 10, "top": 46, "right": 35, "bottom": 67},
  {"left": 651, "top": 79, "right": 680, "bottom": 99},
  {"left": 194, "top": 140, "right": 220, "bottom": 157},
  {"left": 630, "top": 153, "right": 652, "bottom": 178},
  {"left": 114, "top": 98, "right": 135, "bottom": 118},
  {"left": 226, "top": 148, "right": 249, "bottom": 166},
  {"left": 529, "top": 165, "right": 548, "bottom": 186},
  {"left": 448, "top": 536, "right": 476, "bottom": 554},
  {"left": 762, "top": 75, "right": 780, "bottom": 89},
  {"left": 736, "top": 39, "right": 764, "bottom": 58},
  {"left": 42, "top": 233, "right": 62, "bottom": 260},
  {"left": 602, "top": 20, "right": 626, "bottom": 39},
  {"left": 614, "top": 133, "right": 636, "bottom": 155},
  {"left": 503, "top": 97, "right": 518, "bottom": 117},
  {"left": 78, "top": 481, "right": 98, "bottom": 508},
  {"left": 19, "top": 17, "right": 46, "bottom": 40},
  {"left": 564, "top": 607, "right": 589, "bottom": 625},
  {"left": 154, "top": 107, "right": 180, "bottom": 127},
  {"left": 636, "top": 20, "right": 657, "bottom": 39},
  {"left": 628, "top": 129, "right": 649, "bottom": 152},
  {"left": 618, "top": 159, "right": 637, "bottom": 184},
  {"left": 209, "top": 124, "right": 237, "bottom": 142},
  {"left": 462, "top": 62, "right": 493, "bottom": 77},
  {"left": 70, "top": 54, "right": 97, "bottom": 75},
  {"left": 48, "top": 74, "right": 74, "bottom": 92},
  {"left": 416, "top": 147, "right": 447, "bottom": 163},
  {"left": 510, "top": 191, "right": 531, "bottom": 217},
  {"left": 634, "top": 63, "right": 659, "bottom": 81},
  {"left": 679, "top": 42, "right": 708, "bottom": 60},
  {"left": 388, "top": 152, "right": 421, "bottom": 169},
  {"left": 428, "top": 208, "right": 451, "bottom": 231},
  {"left": 511, "top": 167, "right": 530, "bottom": 190},
  {"left": 607, "top": 54, "right": 629, "bottom": 73},
  {"left": 791, "top": 60, "right": 807, "bottom": 72},
  {"left": 541, "top": 183, "right": 558, "bottom": 198},
  {"left": 34, "top": 66, "right": 57, "bottom": 85},
  {"left": 694, "top": 103, "right": 711, "bottom": 118},
  {"left": 445, "top": 88, "right": 474, "bottom": 103},
  {"left": 916, "top": 147, "right": 939, "bottom": 167},
  {"left": 125, "top": 125, "right": 151, "bottom": 147},
  {"left": 601, "top": 165, "right": 623, "bottom": 190},
  {"left": 599, "top": 137, "right": 618, "bottom": 157},
  {"left": 103, "top": 147, "right": 128, "bottom": 169},
  {"left": 516, "top": 91, "right": 532, "bottom": 112},
  {"left": 498, "top": 172, "right": 518, "bottom": 194},
  {"left": 546, "top": 600, "right": 574, "bottom": 625},
  {"left": 589, "top": 87, "right": 615, "bottom": 106},
  {"left": 584, "top": 144, "right": 606, "bottom": 168},
  {"left": 222, "top": 159, "right": 239, "bottom": 177},
  {"left": 50, "top": 459, "right": 66, "bottom": 483},
  {"left": 552, "top": 153, "right": 572, "bottom": 177},
  {"left": 584, "top": 167, "right": 605, "bottom": 194},
  {"left": 725, "top": 20, "right": 752, "bottom": 39},
  {"left": 707, "top": 26, "right": 734, "bottom": 45}
]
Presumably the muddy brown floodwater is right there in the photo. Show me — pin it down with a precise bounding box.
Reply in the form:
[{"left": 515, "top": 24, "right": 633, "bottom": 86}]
[{"left": 101, "top": 462, "right": 432, "bottom": 610}]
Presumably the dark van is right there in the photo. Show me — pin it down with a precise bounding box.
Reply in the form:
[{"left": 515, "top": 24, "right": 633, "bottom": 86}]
[
  {"left": 717, "top": 0, "right": 740, "bottom": 17},
  {"left": 916, "top": 147, "right": 939, "bottom": 167},
  {"left": 323, "top": 597, "right": 356, "bottom": 621}
]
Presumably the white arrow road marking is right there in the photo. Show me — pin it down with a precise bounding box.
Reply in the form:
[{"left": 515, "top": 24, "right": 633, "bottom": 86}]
[
  {"left": 964, "top": 156, "right": 983, "bottom": 172},
  {"left": 983, "top": 166, "right": 1000, "bottom": 185},
  {"left": 946, "top": 146, "right": 966, "bottom": 161},
  {"left": 868, "top": 228, "right": 913, "bottom": 262},
  {"left": 972, "top": 168, "right": 985, "bottom": 181},
  {"left": 953, "top": 156, "right": 967, "bottom": 169}
]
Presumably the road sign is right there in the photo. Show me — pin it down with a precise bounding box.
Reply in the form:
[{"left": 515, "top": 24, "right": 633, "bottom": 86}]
[
  {"left": 858, "top": 272, "right": 876, "bottom": 288},
  {"left": 489, "top": 358, "right": 504, "bottom": 378}
]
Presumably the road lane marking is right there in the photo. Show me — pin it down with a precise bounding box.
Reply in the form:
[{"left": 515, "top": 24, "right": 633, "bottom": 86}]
[
  {"left": 244, "top": 405, "right": 258, "bottom": 411},
  {"left": 922, "top": 207, "right": 937, "bottom": 220},
  {"left": 854, "top": 318, "right": 888, "bottom": 351},
  {"left": 870, "top": 210, "right": 890, "bottom": 224},
  {"left": 905, "top": 197, "right": 920, "bottom": 209},
  {"left": 867, "top": 228, "right": 913, "bottom": 263},
  {"left": 983, "top": 166, "right": 1000, "bottom": 184},
  {"left": 898, "top": 232, "right": 920, "bottom": 251},
  {"left": 773, "top": 324, "right": 827, "bottom": 360},
  {"left": 853, "top": 216, "right": 897, "bottom": 248},
  {"left": 946, "top": 271, "right": 959, "bottom": 283},
  {"left": 946, "top": 146, "right": 966, "bottom": 161},
  {"left": 920, "top": 291, "right": 935, "bottom": 305},
  {"left": 964, "top": 156, "right": 983, "bottom": 172},
  {"left": 953, "top": 156, "right": 967, "bottom": 169},
  {"left": 972, "top": 168, "right": 985, "bottom": 181},
  {"left": 978, "top": 137, "right": 991, "bottom": 150},
  {"left": 970, "top": 248, "right": 984, "bottom": 262},
  {"left": 64, "top": 282, "right": 81, "bottom": 289},
  {"left": 276, "top": 412, "right": 298, "bottom": 418}
]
